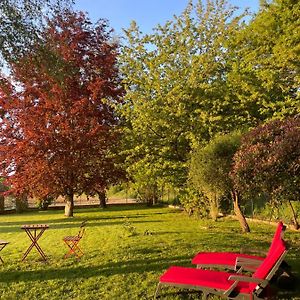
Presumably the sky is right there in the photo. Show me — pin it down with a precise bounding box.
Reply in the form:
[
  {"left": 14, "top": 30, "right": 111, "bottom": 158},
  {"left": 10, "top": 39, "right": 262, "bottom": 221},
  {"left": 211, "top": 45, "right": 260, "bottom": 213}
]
[{"left": 74, "top": 0, "right": 260, "bottom": 36}]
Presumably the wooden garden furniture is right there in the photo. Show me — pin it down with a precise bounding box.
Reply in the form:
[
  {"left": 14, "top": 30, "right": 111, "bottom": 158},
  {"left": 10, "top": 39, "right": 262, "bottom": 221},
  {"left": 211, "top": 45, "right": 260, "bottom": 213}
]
[
  {"left": 21, "top": 224, "right": 49, "bottom": 262},
  {"left": 0, "top": 240, "right": 9, "bottom": 263},
  {"left": 63, "top": 221, "right": 86, "bottom": 259}
]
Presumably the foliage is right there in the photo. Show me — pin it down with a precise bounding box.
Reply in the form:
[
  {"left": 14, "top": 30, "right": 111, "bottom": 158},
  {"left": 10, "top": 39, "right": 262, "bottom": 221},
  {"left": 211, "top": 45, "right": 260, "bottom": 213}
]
[
  {"left": 119, "top": 0, "right": 299, "bottom": 206},
  {"left": 0, "top": 11, "right": 124, "bottom": 216},
  {"left": 254, "top": 200, "right": 300, "bottom": 224},
  {"left": 108, "top": 184, "right": 124, "bottom": 195},
  {"left": 231, "top": 117, "right": 300, "bottom": 227},
  {"left": 232, "top": 117, "right": 300, "bottom": 200},
  {"left": 122, "top": 217, "right": 138, "bottom": 237},
  {"left": 0, "top": 178, "right": 9, "bottom": 192},
  {"left": 119, "top": 0, "right": 248, "bottom": 193},
  {"left": 37, "top": 195, "right": 54, "bottom": 210},
  {"left": 227, "top": 0, "right": 300, "bottom": 121},
  {"left": 107, "top": 183, "right": 137, "bottom": 200},
  {"left": 0, "top": 206, "right": 299, "bottom": 299},
  {"left": 14, "top": 194, "right": 28, "bottom": 213},
  {"left": 128, "top": 162, "right": 164, "bottom": 205},
  {"left": 0, "top": 0, "right": 73, "bottom": 66},
  {"left": 0, "top": 178, "right": 8, "bottom": 213},
  {"left": 189, "top": 132, "right": 242, "bottom": 220},
  {"left": 178, "top": 187, "right": 210, "bottom": 218}
]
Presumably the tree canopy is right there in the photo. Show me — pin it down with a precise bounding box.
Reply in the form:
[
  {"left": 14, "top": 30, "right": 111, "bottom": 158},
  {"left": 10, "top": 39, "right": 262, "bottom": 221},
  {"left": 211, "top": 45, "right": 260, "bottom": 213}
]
[
  {"left": 227, "top": 0, "right": 300, "bottom": 121},
  {"left": 0, "top": 0, "right": 73, "bottom": 66},
  {"left": 120, "top": 0, "right": 247, "bottom": 198},
  {"left": 231, "top": 116, "right": 300, "bottom": 228},
  {"left": 0, "top": 10, "right": 124, "bottom": 216},
  {"left": 119, "top": 0, "right": 299, "bottom": 210}
]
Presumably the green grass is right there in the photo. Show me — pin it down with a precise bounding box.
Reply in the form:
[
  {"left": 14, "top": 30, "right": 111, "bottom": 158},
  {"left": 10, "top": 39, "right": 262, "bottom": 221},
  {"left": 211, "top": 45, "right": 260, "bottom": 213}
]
[{"left": 0, "top": 205, "right": 299, "bottom": 299}]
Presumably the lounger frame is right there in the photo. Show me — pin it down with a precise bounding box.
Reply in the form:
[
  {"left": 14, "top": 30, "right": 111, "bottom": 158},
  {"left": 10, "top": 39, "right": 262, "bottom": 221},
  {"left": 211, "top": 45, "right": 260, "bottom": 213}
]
[{"left": 154, "top": 250, "right": 287, "bottom": 299}]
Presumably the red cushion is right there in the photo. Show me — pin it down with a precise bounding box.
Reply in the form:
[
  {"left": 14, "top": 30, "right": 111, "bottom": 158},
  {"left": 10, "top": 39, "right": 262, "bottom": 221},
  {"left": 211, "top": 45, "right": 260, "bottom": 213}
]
[
  {"left": 160, "top": 266, "right": 251, "bottom": 294},
  {"left": 249, "top": 238, "right": 286, "bottom": 291},
  {"left": 192, "top": 221, "right": 284, "bottom": 268},
  {"left": 267, "top": 221, "right": 284, "bottom": 256},
  {"left": 192, "top": 252, "right": 264, "bottom": 266}
]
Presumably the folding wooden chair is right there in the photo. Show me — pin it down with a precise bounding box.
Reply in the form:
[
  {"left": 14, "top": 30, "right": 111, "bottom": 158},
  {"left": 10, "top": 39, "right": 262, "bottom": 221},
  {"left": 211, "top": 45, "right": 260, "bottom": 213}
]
[{"left": 63, "top": 221, "right": 86, "bottom": 259}]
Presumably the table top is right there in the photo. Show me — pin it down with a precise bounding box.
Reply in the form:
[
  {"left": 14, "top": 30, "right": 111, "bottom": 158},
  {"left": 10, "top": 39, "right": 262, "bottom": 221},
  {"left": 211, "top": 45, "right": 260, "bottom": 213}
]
[
  {"left": 21, "top": 224, "right": 49, "bottom": 230},
  {"left": 0, "top": 240, "right": 9, "bottom": 245}
]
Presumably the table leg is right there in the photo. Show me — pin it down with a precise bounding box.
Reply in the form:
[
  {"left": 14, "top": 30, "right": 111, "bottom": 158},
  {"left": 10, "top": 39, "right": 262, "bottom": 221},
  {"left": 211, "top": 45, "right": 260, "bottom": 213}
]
[
  {"left": 22, "top": 229, "right": 48, "bottom": 261},
  {"left": 0, "top": 243, "right": 8, "bottom": 263},
  {"left": 33, "top": 242, "right": 47, "bottom": 261}
]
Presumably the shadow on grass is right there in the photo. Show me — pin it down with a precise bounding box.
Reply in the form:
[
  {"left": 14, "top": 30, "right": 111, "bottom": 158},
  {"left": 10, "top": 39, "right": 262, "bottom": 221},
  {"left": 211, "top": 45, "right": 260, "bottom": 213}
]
[
  {"left": 0, "top": 208, "right": 175, "bottom": 230},
  {"left": 0, "top": 219, "right": 165, "bottom": 234},
  {"left": 0, "top": 255, "right": 298, "bottom": 300},
  {"left": 73, "top": 204, "right": 169, "bottom": 214},
  {"left": 0, "top": 255, "right": 190, "bottom": 283}
]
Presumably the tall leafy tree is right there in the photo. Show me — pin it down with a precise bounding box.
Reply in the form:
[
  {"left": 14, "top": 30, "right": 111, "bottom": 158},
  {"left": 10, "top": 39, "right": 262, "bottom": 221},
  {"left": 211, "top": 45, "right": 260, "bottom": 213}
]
[
  {"left": 231, "top": 117, "right": 300, "bottom": 229},
  {"left": 0, "top": 0, "right": 73, "bottom": 66},
  {"left": 0, "top": 11, "right": 124, "bottom": 216},
  {"left": 227, "top": 0, "right": 300, "bottom": 121},
  {"left": 120, "top": 0, "right": 247, "bottom": 196}
]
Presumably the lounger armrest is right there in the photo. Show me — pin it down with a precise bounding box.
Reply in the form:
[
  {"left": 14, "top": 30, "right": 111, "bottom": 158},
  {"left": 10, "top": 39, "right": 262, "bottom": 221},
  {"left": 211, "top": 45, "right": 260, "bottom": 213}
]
[
  {"left": 236, "top": 257, "right": 263, "bottom": 264},
  {"left": 229, "top": 275, "right": 268, "bottom": 285},
  {"left": 224, "top": 275, "right": 268, "bottom": 297},
  {"left": 235, "top": 257, "right": 262, "bottom": 271},
  {"left": 240, "top": 248, "right": 266, "bottom": 256}
]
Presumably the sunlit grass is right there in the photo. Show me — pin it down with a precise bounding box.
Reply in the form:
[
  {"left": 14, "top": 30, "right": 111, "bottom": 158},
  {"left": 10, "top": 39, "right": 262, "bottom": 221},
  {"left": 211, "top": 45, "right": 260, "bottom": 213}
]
[{"left": 0, "top": 205, "right": 299, "bottom": 299}]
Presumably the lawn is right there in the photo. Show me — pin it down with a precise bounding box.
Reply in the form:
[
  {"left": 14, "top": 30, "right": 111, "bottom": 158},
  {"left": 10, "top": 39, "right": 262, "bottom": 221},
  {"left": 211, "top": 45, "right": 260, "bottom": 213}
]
[{"left": 0, "top": 205, "right": 299, "bottom": 300}]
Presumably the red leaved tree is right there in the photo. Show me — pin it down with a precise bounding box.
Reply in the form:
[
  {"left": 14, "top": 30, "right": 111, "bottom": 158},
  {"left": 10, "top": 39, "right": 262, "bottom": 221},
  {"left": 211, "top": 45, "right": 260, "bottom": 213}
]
[
  {"left": 231, "top": 117, "right": 300, "bottom": 229},
  {"left": 0, "top": 11, "right": 124, "bottom": 216}
]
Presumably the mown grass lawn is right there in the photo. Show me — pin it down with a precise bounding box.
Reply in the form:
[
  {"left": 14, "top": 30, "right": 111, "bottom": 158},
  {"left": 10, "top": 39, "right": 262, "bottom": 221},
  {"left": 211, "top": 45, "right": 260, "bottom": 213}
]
[{"left": 0, "top": 205, "right": 299, "bottom": 300}]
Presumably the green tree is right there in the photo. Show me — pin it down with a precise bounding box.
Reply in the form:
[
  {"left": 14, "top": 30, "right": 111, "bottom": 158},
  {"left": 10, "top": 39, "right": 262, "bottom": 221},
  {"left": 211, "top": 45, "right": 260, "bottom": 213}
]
[
  {"left": 232, "top": 117, "right": 300, "bottom": 229},
  {"left": 120, "top": 0, "right": 247, "bottom": 194},
  {"left": 179, "top": 187, "right": 210, "bottom": 218},
  {"left": 227, "top": 0, "right": 300, "bottom": 121},
  {"left": 189, "top": 132, "right": 250, "bottom": 232},
  {"left": 0, "top": 0, "right": 73, "bottom": 65}
]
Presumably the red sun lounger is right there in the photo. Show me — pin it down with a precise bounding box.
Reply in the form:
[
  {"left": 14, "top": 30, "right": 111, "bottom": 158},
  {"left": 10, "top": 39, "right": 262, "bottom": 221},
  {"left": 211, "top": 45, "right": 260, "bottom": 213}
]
[
  {"left": 155, "top": 230, "right": 287, "bottom": 299},
  {"left": 192, "top": 221, "right": 285, "bottom": 272}
]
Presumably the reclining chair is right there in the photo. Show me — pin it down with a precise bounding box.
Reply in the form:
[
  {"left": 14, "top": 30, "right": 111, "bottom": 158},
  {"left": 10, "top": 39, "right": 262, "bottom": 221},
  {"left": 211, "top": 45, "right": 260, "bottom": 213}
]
[
  {"left": 192, "top": 222, "right": 285, "bottom": 272},
  {"left": 155, "top": 226, "right": 287, "bottom": 299}
]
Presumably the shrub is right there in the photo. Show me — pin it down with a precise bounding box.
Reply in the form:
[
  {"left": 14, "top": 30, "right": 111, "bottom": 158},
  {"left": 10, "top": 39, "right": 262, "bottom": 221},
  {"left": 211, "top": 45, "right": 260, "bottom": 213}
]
[
  {"left": 189, "top": 131, "right": 250, "bottom": 232},
  {"left": 232, "top": 116, "right": 300, "bottom": 229}
]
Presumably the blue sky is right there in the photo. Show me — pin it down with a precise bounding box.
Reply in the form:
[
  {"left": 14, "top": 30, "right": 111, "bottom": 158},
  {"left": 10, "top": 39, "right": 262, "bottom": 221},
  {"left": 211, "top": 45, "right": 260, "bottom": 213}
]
[{"left": 74, "top": 0, "right": 260, "bottom": 36}]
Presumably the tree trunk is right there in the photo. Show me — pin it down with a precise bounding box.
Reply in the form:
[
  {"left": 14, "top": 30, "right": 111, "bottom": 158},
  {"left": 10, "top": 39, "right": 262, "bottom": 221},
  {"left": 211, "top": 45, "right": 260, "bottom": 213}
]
[
  {"left": 232, "top": 190, "right": 250, "bottom": 233},
  {"left": 98, "top": 190, "right": 107, "bottom": 209},
  {"left": 146, "top": 198, "right": 153, "bottom": 206},
  {"left": 209, "top": 194, "right": 219, "bottom": 221},
  {"left": 288, "top": 200, "right": 299, "bottom": 230},
  {"left": 65, "top": 193, "right": 74, "bottom": 217},
  {"left": 15, "top": 194, "right": 28, "bottom": 213},
  {"left": 153, "top": 184, "right": 157, "bottom": 205},
  {"left": 0, "top": 195, "right": 4, "bottom": 214}
]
